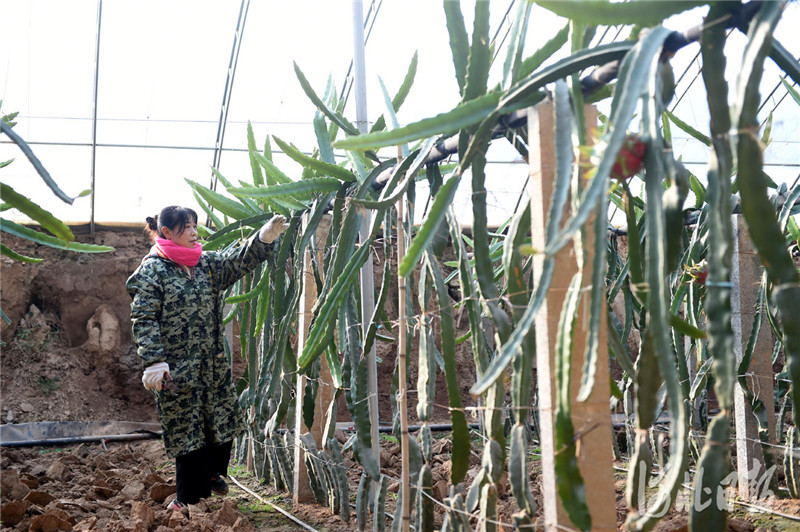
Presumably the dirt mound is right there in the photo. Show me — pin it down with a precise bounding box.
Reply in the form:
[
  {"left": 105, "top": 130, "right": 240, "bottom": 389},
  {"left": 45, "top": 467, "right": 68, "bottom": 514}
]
[
  {"left": 1, "top": 227, "right": 157, "bottom": 425},
  {"left": 1, "top": 301, "right": 157, "bottom": 426}
]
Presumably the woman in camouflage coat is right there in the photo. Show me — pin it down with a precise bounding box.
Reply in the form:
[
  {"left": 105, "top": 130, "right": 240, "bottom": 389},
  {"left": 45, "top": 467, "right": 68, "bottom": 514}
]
[{"left": 127, "top": 206, "right": 288, "bottom": 512}]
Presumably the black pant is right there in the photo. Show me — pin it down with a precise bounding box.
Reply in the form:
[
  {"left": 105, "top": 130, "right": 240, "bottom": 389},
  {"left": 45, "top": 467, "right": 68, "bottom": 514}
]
[{"left": 175, "top": 440, "right": 232, "bottom": 504}]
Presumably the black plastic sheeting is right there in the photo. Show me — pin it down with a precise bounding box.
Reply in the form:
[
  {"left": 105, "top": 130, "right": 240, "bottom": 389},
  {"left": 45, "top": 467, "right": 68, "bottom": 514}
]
[{"left": 0, "top": 420, "right": 162, "bottom": 448}]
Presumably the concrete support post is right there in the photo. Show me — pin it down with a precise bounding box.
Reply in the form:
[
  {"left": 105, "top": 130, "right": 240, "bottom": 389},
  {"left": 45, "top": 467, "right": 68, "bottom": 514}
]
[{"left": 732, "top": 215, "right": 776, "bottom": 499}]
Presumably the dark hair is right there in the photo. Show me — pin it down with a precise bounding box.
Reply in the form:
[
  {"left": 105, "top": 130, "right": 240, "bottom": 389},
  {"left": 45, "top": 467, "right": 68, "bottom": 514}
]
[{"left": 145, "top": 206, "right": 198, "bottom": 240}]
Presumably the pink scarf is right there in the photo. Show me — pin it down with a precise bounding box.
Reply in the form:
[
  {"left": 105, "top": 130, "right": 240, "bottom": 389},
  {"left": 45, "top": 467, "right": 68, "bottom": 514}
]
[{"left": 150, "top": 237, "right": 203, "bottom": 267}]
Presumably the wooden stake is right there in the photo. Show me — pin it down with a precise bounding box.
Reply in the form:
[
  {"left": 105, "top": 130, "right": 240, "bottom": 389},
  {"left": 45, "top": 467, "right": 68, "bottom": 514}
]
[
  {"left": 528, "top": 101, "right": 617, "bottom": 531},
  {"left": 293, "top": 214, "right": 333, "bottom": 504},
  {"left": 396, "top": 152, "right": 411, "bottom": 532}
]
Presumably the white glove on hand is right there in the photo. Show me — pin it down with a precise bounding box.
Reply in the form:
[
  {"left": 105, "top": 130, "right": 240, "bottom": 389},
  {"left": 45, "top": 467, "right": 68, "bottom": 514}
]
[
  {"left": 142, "top": 362, "right": 170, "bottom": 391},
  {"left": 259, "top": 215, "right": 290, "bottom": 244}
]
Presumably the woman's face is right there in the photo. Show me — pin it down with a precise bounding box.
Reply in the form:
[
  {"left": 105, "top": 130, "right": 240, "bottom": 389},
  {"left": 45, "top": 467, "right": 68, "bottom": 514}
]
[{"left": 163, "top": 220, "right": 198, "bottom": 248}]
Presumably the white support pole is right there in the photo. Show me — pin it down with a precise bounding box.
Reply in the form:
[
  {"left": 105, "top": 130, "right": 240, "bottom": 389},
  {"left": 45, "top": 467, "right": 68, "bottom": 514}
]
[
  {"left": 351, "top": 0, "right": 381, "bottom": 502},
  {"left": 352, "top": 0, "right": 369, "bottom": 135},
  {"left": 89, "top": 0, "right": 103, "bottom": 237},
  {"left": 359, "top": 206, "right": 381, "bottom": 484}
]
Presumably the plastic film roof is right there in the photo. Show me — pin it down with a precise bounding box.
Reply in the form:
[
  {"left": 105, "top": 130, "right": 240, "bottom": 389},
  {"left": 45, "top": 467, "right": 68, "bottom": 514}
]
[{"left": 2, "top": 1, "right": 799, "bottom": 227}]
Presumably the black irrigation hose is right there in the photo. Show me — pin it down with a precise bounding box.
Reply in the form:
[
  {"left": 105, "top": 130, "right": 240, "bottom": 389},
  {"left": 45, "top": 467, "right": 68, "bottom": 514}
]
[
  {"left": 261, "top": 423, "right": 485, "bottom": 435},
  {"left": 377, "top": 423, "right": 483, "bottom": 433},
  {"left": 0, "top": 431, "right": 162, "bottom": 448}
]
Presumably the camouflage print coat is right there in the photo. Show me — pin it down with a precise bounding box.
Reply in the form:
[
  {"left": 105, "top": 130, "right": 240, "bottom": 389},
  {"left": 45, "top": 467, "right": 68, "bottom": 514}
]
[{"left": 127, "top": 232, "right": 273, "bottom": 458}]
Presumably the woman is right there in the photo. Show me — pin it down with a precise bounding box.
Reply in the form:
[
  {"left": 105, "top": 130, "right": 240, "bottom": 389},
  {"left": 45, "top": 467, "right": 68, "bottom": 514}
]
[{"left": 127, "top": 205, "right": 288, "bottom": 513}]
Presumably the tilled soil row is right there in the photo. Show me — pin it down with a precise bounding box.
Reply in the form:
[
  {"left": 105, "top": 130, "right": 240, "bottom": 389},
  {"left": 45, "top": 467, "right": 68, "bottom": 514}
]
[{"left": 0, "top": 440, "right": 255, "bottom": 531}]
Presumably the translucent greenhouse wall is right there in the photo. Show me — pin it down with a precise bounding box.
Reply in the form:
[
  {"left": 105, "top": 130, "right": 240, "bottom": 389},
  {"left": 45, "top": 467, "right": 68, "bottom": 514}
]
[{"left": 1, "top": 1, "right": 798, "bottom": 226}]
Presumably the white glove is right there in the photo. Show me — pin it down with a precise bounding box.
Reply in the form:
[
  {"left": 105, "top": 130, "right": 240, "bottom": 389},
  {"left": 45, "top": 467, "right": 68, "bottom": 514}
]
[
  {"left": 142, "top": 362, "right": 170, "bottom": 391},
  {"left": 259, "top": 215, "right": 290, "bottom": 244}
]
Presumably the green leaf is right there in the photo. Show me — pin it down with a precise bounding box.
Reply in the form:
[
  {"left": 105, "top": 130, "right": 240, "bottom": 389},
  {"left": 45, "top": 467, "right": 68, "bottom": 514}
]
[
  {"left": 298, "top": 240, "right": 372, "bottom": 369},
  {"left": 377, "top": 76, "right": 408, "bottom": 158},
  {"left": 770, "top": 38, "right": 800, "bottom": 87},
  {"left": 351, "top": 357, "right": 381, "bottom": 480},
  {"left": 251, "top": 151, "right": 293, "bottom": 185},
  {"left": 0, "top": 219, "right": 113, "bottom": 253},
  {"left": 262, "top": 134, "right": 273, "bottom": 161},
  {"left": 246, "top": 122, "right": 265, "bottom": 186},
  {"left": 351, "top": 139, "right": 435, "bottom": 210},
  {"left": 518, "top": 23, "right": 569, "bottom": 80},
  {"left": 0, "top": 121, "right": 74, "bottom": 205},
  {"left": 225, "top": 267, "right": 270, "bottom": 304},
  {"left": 689, "top": 416, "right": 730, "bottom": 530},
  {"left": 426, "top": 250, "right": 470, "bottom": 485},
  {"left": 253, "top": 273, "right": 272, "bottom": 336},
  {"left": 371, "top": 51, "right": 418, "bottom": 134},
  {"left": 733, "top": 1, "right": 800, "bottom": 433},
  {"left": 463, "top": 0, "right": 490, "bottom": 103},
  {"left": 501, "top": 41, "right": 631, "bottom": 111},
  {"left": 689, "top": 173, "right": 706, "bottom": 208},
  {"left": 536, "top": 0, "right": 706, "bottom": 26},
  {"left": 664, "top": 110, "right": 711, "bottom": 146},
  {"left": 669, "top": 313, "right": 706, "bottom": 340},
  {"left": 781, "top": 78, "right": 800, "bottom": 107},
  {"left": 229, "top": 178, "right": 343, "bottom": 199},
  {"left": 315, "top": 81, "right": 337, "bottom": 165},
  {"left": 553, "top": 274, "right": 592, "bottom": 531},
  {"left": 501, "top": 1, "right": 533, "bottom": 89},
  {"left": 186, "top": 177, "right": 254, "bottom": 220},
  {"left": 272, "top": 135, "right": 357, "bottom": 182},
  {"left": 448, "top": 209, "right": 490, "bottom": 375},
  {"left": 469, "top": 97, "right": 573, "bottom": 396},
  {"left": 334, "top": 92, "right": 501, "bottom": 151},
  {"left": 444, "top": 0, "right": 469, "bottom": 95},
  {"left": 788, "top": 216, "right": 800, "bottom": 247},
  {"left": 323, "top": 344, "right": 343, "bottom": 391},
  {"left": 459, "top": 40, "right": 631, "bottom": 172},
  {"left": 545, "top": 27, "right": 674, "bottom": 257},
  {"left": 761, "top": 112, "right": 774, "bottom": 147},
  {"left": 192, "top": 190, "right": 226, "bottom": 233},
  {"left": 469, "top": 109, "right": 513, "bottom": 365},
  {"left": 1, "top": 243, "right": 43, "bottom": 263},
  {"left": 0, "top": 183, "right": 74, "bottom": 241},
  {"left": 294, "top": 61, "right": 359, "bottom": 136},
  {"left": 734, "top": 2, "right": 795, "bottom": 286},
  {"left": 509, "top": 424, "right": 537, "bottom": 516},
  {"left": 398, "top": 173, "right": 461, "bottom": 277}
]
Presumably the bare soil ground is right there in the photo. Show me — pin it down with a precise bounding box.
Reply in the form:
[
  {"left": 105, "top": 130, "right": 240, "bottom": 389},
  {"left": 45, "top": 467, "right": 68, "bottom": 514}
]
[{"left": 2, "top": 228, "right": 800, "bottom": 531}]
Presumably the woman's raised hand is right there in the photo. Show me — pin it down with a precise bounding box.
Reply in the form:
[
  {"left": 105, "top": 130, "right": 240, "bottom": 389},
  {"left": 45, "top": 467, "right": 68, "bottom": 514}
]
[{"left": 258, "top": 215, "right": 290, "bottom": 244}]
